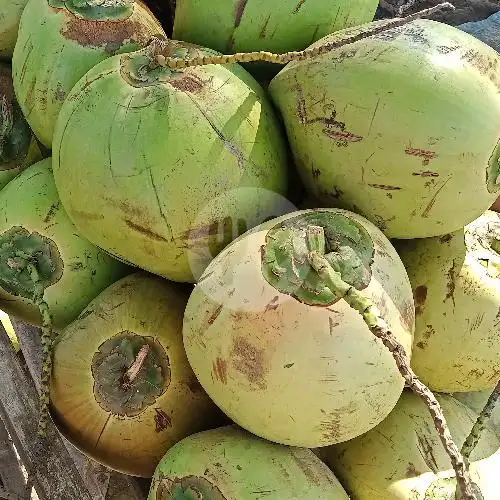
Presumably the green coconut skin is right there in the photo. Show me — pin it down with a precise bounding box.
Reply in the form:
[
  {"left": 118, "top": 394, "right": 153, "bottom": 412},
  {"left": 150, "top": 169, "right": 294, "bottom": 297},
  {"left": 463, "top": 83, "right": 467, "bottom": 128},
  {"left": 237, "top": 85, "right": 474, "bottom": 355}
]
[
  {"left": 173, "top": 0, "right": 378, "bottom": 55},
  {"left": 453, "top": 389, "right": 500, "bottom": 437},
  {"left": 395, "top": 210, "right": 500, "bottom": 393},
  {"left": 11, "top": 0, "right": 165, "bottom": 149},
  {"left": 0, "top": 158, "right": 129, "bottom": 330},
  {"left": 148, "top": 425, "right": 349, "bottom": 499},
  {"left": 269, "top": 19, "right": 500, "bottom": 239},
  {"left": 0, "top": 62, "right": 42, "bottom": 188},
  {"left": 52, "top": 41, "right": 289, "bottom": 283},
  {"left": 183, "top": 208, "right": 414, "bottom": 447},
  {"left": 325, "top": 391, "right": 500, "bottom": 500},
  {"left": 0, "top": 0, "right": 30, "bottom": 59}
]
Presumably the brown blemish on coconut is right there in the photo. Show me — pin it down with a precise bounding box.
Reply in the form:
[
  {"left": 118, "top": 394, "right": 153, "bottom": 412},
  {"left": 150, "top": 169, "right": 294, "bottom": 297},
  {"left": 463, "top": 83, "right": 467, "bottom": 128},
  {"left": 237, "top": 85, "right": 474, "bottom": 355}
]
[
  {"left": 440, "top": 234, "right": 453, "bottom": 243},
  {"left": 412, "top": 171, "right": 439, "bottom": 177},
  {"left": 169, "top": 75, "right": 206, "bottom": 93},
  {"left": 405, "top": 148, "right": 437, "bottom": 166},
  {"left": 231, "top": 337, "right": 267, "bottom": 390},
  {"left": 259, "top": 14, "right": 271, "bottom": 38},
  {"left": 234, "top": 0, "right": 248, "bottom": 27},
  {"left": 293, "top": 0, "right": 308, "bottom": 13},
  {"left": 154, "top": 408, "right": 172, "bottom": 432},
  {"left": 406, "top": 463, "right": 421, "bottom": 477},
  {"left": 155, "top": 475, "right": 228, "bottom": 499},
  {"left": 368, "top": 184, "right": 402, "bottom": 191},
  {"left": 124, "top": 219, "right": 169, "bottom": 242},
  {"left": 207, "top": 304, "right": 223, "bottom": 325},
  {"left": 43, "top": 202, "right": 61, "bottom": 224},
  {"left": 413, "top": 285, "right": 428, "bottom": 316},
  {"left": 444, "top": 259, "right": 458, "bottom": 307},
  {"left": 212, "top": 357, "right": 228, "bottom": 384},
  {"left": 264, "top": 296, "right": 280, "bottom": 312},
  {"left": 323, "top": 128, "right": 363, "bottom": 143},
  {"left": 61, "top": 18, "right": 151, "bottom": 54}
]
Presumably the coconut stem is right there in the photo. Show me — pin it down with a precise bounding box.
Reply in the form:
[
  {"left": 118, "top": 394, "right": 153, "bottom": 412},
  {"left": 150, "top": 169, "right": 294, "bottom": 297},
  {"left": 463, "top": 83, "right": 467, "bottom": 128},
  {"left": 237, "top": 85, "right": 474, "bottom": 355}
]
[
  {"left": 155, "top": 2, "right": 454, "bottom": 69},
  {"left": 306, "top": 228, "right": 476, "bottom": 500},
  {"left": 123, "top": 344, "right": 150, "bottom": 386},
  {"left": 461, "top": 380, "right": 500, "bottom": 459}
]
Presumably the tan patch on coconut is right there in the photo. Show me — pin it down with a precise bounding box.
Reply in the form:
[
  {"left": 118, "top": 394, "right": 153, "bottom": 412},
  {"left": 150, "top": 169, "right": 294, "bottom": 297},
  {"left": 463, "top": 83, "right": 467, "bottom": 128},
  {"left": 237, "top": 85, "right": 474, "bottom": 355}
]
[
  {"left": 169, "top": 74, "right": 207, "bottom": 93},
  {"left": 61, "top": 18, "right": 152, "bottom": 53},
  {"left": 231, "top": 337, "right": 268, "bottom": 390}
]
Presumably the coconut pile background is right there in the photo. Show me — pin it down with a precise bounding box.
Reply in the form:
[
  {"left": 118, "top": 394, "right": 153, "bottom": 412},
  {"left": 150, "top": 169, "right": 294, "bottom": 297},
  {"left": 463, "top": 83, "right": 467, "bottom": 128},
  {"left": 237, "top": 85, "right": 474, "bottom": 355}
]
[{"left": 1, "top": 1, "right": 500, "bottom": 500}]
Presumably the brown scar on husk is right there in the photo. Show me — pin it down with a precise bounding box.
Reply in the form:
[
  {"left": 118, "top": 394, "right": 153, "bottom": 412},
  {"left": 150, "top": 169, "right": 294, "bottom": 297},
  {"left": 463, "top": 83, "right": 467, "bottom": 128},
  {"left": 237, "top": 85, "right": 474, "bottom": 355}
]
[
  {"left": 416, "top": 431, "right": 439, "bottom": 473},
  {"left": 259, "top": 14, "right": 271, "bottom": 38},
  {"left": 293, "top": 0, "right": 307, "bottom": 13},
  {"left": 124, "top": 219, "right": 169, "bottom": 242},
  {"left": 231, "top": 337, "right": 267, "bottom": 389},
  {"left": 169, "top": 75, "right": 207, "bottom": 93},
  {"left": 212, "top": 357, "right": 228, "bottom": 384},
  {"left": 405, "top": 148, "right": 437, "bottom": 166},
  {"left": 444, "top": 259, "right": 458, "bottom": 307},
  {"left": 412, "top": 171, "right": 439, "bottom": 177},
  {"left": 154, "top": 408, "right": 172, "bottom": 432},
  {"left": 264, "top": 296, "right": 280, "bottom": 312},
  {"left": 413, "top": 285, "right": 428, "bottom": 316},
  {"left": 71, "top": 209, "right": 105, "bottom": 221},
  {"left": 207, "top": 304, "right": 223, "bottom": 325},
  {"left": 61, "top": 18, "right": 151, "bottom": 53},
  {"left": 368, "top": 184, "right": 402, "bottom": 190}
]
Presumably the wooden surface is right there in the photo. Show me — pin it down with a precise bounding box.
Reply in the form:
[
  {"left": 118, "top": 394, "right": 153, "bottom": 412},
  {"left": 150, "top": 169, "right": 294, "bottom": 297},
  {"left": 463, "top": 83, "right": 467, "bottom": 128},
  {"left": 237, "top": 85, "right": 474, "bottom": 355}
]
[{"left": 0, "top": 319, "right": 149, "bottom": 500}]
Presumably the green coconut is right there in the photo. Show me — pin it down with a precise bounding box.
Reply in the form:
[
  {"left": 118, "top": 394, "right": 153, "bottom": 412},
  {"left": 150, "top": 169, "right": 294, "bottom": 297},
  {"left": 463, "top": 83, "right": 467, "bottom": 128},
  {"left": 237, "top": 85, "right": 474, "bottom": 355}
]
[
  {"left": 0, "top": 157, "right": 129, "bottom": 330},
  {"left": 395, "top": 210, "right": 500, "bottom": 393},
  {"left": 0, "top": 62, "right": 42, "bottom": 189},
  {"left": 11, "top": 0, "right": 165, "bottom": 149},
  {"left": 148, "top": 425, "right": 350, "bottom": 499},
  {"left": 182, "top": 208, "right": 414, "bottom": 447},
  {"left": 324, "top": 391, "right": 500, "bottom": 500},
  {"left": 0, "top": 0, "right": 30, "bottom": 59},
  {"left": 50, "top": 272, "right": 224, "bottom": 477},
  {"left": 269, "top": 19, "right": 500, "bottom": 239},
  {"left": 52, "top": 39, "right": 289, "bottom": 283},
  {"left": 173, "top": 0, "right": 378, "bottom": 55},
  {"left": 453, "top": 388, "right": 500, "bottom": 437}
]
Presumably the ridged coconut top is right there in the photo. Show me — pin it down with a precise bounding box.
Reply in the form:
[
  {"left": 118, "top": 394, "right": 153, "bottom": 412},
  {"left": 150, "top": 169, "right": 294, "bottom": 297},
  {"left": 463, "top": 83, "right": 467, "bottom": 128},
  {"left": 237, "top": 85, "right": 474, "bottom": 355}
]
[
  {"left": 261, "top": 211, "right": 375, "bottom": 306},
  {"left": 156, "top": 475, "right": 227, "bottom": 500},
  {"left": 0, "top": 64, "right": 33, "bottom": 170},
  {"left": 48, "top": 0, "right": 135, "bottom": 21},
  {"left": 91, "top": 331, "right": 171, "bottom": 416},
  {"left": 0, "top": 227, "right": 63, "bottom": 302}
]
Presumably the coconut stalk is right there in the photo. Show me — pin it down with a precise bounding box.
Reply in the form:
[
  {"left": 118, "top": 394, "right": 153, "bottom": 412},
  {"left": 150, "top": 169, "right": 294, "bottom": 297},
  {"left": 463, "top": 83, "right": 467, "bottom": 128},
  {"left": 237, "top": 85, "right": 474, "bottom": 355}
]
[
  {"left": 155, "top": 3, "right": 455, "bottom": 68},
  {"left": 2, "top": 234, "right": 57, "bottom": 447},
  {"left": 303, "top": 225, "right": 475, "bottom": 500}
]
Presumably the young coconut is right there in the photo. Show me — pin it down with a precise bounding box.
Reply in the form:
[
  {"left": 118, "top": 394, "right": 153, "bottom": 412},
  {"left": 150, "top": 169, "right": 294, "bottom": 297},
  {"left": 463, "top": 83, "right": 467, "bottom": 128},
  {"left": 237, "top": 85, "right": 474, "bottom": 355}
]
[
  {"left": 172, "top": 0, "right": 379, "bottom": 57},
  {"left": 265, "top": 17, "right": 500, "bottom": 239},
  {"left": 52, "top": 38, "right": 289, "bottom": 283},
  {"left": 49, "top": 272, "right": 224, "bottom": 477},
  {"left": 395, "top": 210, "right": 500, "bottom": 393},
  {"left": 11, "top": 0, "right": 165, "bottom": 149},
  {"left": 0, "top": 62, "right": 42, "bottom": 189},
  {"left": 148, "top": 425, "right": 350, "bottom": 499},
  {"left": 0, "top": 158, "right": 129, "bottom": 330},
  {"left": 323, "top": 391, "right": 500, "bottom": 500},
  {"left": 0, "top": 0, "right": 30, "bottom": 59},
  {"left": 183, "top": 208, "right": 415, "bottom": 448}
]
